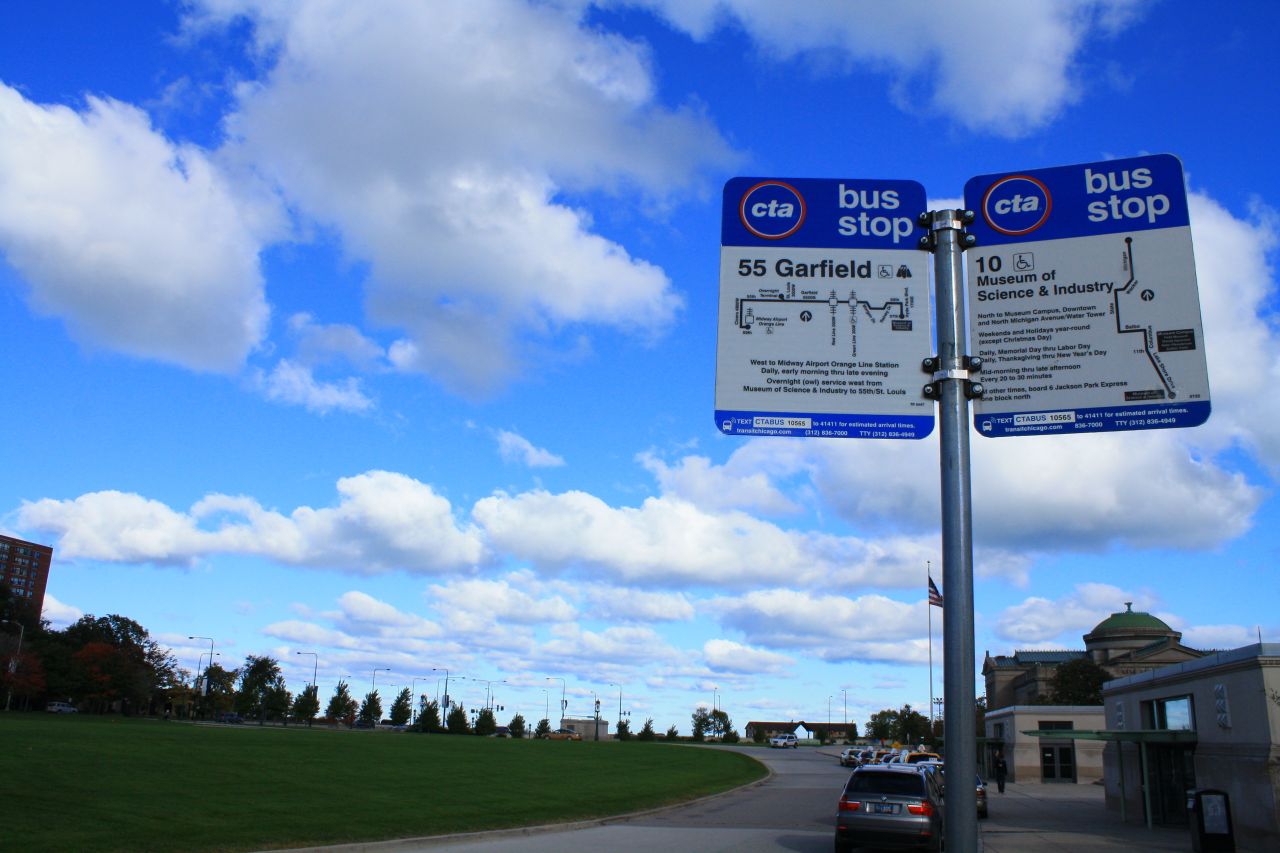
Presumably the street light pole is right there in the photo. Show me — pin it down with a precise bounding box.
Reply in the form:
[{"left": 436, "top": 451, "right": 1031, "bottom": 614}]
[
  {"left": 371, "top": 667, "right": 390, "bottom": 694},
  {"left": 295, "top": 651, "right": 318, "bottom": 687},
  {"left": 3, "top": 620, "right": 24, "bottom": 712},
  {"left": 189, "top": 635, "right": 213, "bottom": 718},
  {"left": 546, "top": 677, "right": 566, "bottom": 728},
  {"left": 432, "top": 667, "right": 450, "bottom": 714}
]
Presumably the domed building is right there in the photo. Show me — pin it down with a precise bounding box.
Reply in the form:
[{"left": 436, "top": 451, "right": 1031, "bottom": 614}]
[{"left": 983, "top": 603, "right": 1205, "bottom": 710}]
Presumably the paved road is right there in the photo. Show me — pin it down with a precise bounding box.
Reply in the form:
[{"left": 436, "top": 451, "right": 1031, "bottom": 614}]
[{"left": 278, "top": 746, "right": 1204, "bottom": 852}]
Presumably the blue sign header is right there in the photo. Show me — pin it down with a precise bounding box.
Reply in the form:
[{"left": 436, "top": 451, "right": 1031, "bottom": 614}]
[
  {"left": 723, "top": 176, "right": 928, "bottom": 249},
  {"left": 964, "top": 154, "right": 1190, "bottom": 246}
]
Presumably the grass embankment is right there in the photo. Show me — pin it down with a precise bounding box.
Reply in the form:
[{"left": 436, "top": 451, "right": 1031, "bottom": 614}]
[{"left": 2, "top": 714, "right": 766, "bottom": 851}]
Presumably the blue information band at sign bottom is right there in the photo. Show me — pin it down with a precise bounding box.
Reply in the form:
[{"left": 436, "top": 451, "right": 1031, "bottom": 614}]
[
  {"left": 976, "top": 400, "right": 1210, "bottom": 437},
  {"left": 716, "top": 410, "right": 934, "bottom": 440}
]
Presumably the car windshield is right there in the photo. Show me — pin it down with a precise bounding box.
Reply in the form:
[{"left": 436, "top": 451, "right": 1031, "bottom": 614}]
[{"left": 847, "top": 773, "right": 924, "bottom": 796}]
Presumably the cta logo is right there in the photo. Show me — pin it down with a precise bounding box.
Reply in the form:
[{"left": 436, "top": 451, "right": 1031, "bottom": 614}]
[
  {"left": 981, "top": 175, "right": 1051, "bottom": 236},
  {"left": 739, "top": 181, "right": 806, "bottom": 240}
]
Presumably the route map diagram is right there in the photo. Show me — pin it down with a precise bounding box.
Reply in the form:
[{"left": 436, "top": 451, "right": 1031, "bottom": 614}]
[
  {"left": 970, "top": 229, "right": 1209, "bottom": 435},
  {"left": 731, "top": 282, "right": 916, "bottom": 357}
]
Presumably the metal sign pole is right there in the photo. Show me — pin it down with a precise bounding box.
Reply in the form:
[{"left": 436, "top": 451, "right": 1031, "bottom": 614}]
[{"left": 922, "top": 209, "right": 978, "bottom": 851}]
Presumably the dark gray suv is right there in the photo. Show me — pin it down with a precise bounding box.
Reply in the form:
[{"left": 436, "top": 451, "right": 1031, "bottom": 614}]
[{"left": 834, "top": 764, "right": 944, "bottom": 852}]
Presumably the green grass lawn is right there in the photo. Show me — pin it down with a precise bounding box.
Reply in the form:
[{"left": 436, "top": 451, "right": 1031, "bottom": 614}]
[{"left": 1, "top": 714, "right": 766, "bottom": 851}]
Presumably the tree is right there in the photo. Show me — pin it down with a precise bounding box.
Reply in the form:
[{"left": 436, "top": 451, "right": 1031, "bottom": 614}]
[
  {"left": 292, "top": 684, "right": 320, "bottom": 725},
  {"left": 690, "top": 707, "right": 711, "bottom": 741},
  {"left": 895, "top": 704, "right": 930, "bottom": 744},
  {"left": 708, "top": 708, "right": 732, "bottom": 739},
  {"left": 414, "top": 699, "right": 442, "bottom": 733},
  {"left": 866, "top": 709, "right": 898, "bottom": 740},
  {"left": 446, "top": 703, "right": 469, "bottom": 734},
  {"left": 665, "top": 724, "right": 679, "bottom": 739},
  {"left": 1050, "top": 658, "right": 1109, "bottom": 705},
  {"left": 53, "top": 614, "right": 179, "bottom": 714},
  {"left": 474, "top": 707, "right": 497, "bottom": 736},
  {"left": 534, "top": 717, "right": 552, "bottom": 738},
  {"left": 263, "top": 677, "right": 292, "bottom": 724},
  {"left": 389, "top": 688, "right": 413, "bottom": 726},
  {"left": 236, "top": 656, "right": 285, "bottom": 723},
  {"left": 615, "top": 719, "right": 631, "bottom": 741},
  {"left": 637, "top": 718, "right": 656, "bottom": 741},
  {"left": 326, "top": 680, "right": 358, "bottom": 723},
  {"left": 358, "top": 690, "right": 383, "bottom": 725},
  {"left": 508, "top": 713, "right": 526, "bottom": 738}
]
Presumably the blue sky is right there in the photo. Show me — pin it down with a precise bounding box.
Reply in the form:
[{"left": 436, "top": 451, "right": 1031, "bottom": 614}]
[{"left": 2, "top": 0, "right": 1276, "bottom": 733}]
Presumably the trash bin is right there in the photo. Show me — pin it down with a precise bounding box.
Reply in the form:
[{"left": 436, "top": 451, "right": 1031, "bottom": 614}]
[{"left": 1188, "top": 789, "right": 1235, "bottom": 852}]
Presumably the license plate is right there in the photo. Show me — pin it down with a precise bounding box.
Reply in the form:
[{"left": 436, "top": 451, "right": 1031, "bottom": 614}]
[{"left": 874, "top": 803, "right": 896, "bottom": 814}]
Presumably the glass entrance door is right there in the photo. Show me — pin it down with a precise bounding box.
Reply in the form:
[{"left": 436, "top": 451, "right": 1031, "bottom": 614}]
[{"left": 1040, "top": 744, "right": 1076, "bottom": 782}]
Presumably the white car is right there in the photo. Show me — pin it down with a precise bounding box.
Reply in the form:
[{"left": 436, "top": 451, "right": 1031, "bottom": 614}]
[
  {"left": 46, "top": 701, "right": 78, "bottom": 713},
  {"left": 769, "top": 733, "right": 799, "bottom": 748}
]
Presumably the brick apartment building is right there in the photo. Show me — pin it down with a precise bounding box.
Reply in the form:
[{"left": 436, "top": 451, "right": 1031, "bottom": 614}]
[{"left": 0, "top": 534, "right": 53, "bottom": 614}]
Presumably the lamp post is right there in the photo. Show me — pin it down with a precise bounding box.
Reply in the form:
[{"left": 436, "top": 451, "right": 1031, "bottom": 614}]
[
  {"left": 610, "top": 682, "right": 623, "bottom": 724},
  {"left": 712, "top": 686, "right": 719, "bottom": 713},
  {"left": 432, "top": 667, "right": 450, "bottom": 713},
  {"left": 410, "top": 676, "right": 430, "bottom": 725},
  {"left": 542, "top": 689, "right": 549, "bottom": 724},
  {"left": 2, "top": 619, "right": 24, "bottom": 712},
  {"left": 546, "top": 677, "right": 566, "bottom": 727},
  {"left": 189, "top": 635, "right": 213, "bottom": 718},
  {"left": 295, "top": 651, "right": 318, "bottom": 687},
  {"left": 371, "top": 667, "right": 390, "bottom": 694},
  {"left": 843, "top": 689, "right": 848, "bottom": 733}
]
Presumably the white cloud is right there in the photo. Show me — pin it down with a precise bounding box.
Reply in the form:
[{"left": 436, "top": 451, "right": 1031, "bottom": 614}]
[
  {"left": 41, "top": 593, "right": 83, "bottom": 627},
  {"left": 639, "top": 449, "right": 799, "bottom": 515},
  {"left": 472, "top": 489, "right": 940, "bottom": 589},
  {"left": 286, "top": 313, "right": 385, "bottom": 370},
  {"left": 0, "top": 83, "right": 273, "bottom": 371},
  {"left": 192, "top": 0, "right": 730, "bottom": 392},
  {"left": 17, "top": 471, "right": 486, "bottom": 573},
  {"left": 583, "top": 586, "right": 695, "bottom": 623},
  {"left": 630, "top": 0, "right": 1152, "bottom": 136},
  {"left": 427, "top": 578, "right": 577, "bottom": 628},
  {"left": 994, "top": 583, "right": 1158, "bottom": 644},
  {"left": 707, "top": 589, "right": 936, "bottom": 664},
  {"left": 703, "top": 638, "right": 792, "bottom": 674},
  {"left": 252, "top": 359, "right": 375, "bottom": 414},
  {"left": 496, "top": 430, "right": 566, "bottom": 468}
]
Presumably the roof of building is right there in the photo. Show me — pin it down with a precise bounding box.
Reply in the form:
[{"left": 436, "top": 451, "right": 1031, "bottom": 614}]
[{"left": 1088, "top": 602, "right": 1173, "bottom": 635}]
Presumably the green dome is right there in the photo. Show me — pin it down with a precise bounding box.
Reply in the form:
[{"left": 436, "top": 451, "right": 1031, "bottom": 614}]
[{"left": 1091, "top": 603, "right": 1172, "bottom": 634}]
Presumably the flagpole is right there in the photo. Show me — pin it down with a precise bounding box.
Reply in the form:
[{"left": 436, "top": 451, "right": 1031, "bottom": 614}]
[{"left": 927, "top": 560, "right": 934, "bottom": 731}]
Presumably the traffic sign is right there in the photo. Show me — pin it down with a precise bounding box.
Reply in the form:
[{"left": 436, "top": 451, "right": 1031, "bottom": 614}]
[
  {"left": 964, "top": 154, "right": 1210, "bottom": 436},
  {"left": 716, "top": 177, "right": 934, "bottom": 439}
]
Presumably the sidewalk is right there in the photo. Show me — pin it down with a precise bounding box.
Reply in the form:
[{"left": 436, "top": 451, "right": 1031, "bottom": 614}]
[{"left": 979, "top": 781, "right": 1187, "bottom": 852}]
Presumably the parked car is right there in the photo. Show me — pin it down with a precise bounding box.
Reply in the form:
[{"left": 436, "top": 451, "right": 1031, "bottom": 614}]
[
  {"left": 545, "top": 728, "right": 582, "bottom": 740},
  {"left": 768, "top": 733, "right": 799, "bottom": 748},
  {"left": 835, "top": 764, "right": 944, "bottom": 853},
  {"left": 215, "top": 712, "right": 243, "bottom": 724},
  {"left": 839, "top": 747, "right": 862, "bottom": 767},
  {"left": 904, "top": 751, "right": 941, "bottom": 764},
  {"left": 915, "top": 761, "right": 988, "bottom": 819},
  {"left": 46, "top": 701, "right": 78, "bottom": 714}
]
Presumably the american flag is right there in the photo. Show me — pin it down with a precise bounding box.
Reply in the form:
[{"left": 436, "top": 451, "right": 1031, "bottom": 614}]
[{"left": 928, "top": 576, "right": 944, "bottom": 608}]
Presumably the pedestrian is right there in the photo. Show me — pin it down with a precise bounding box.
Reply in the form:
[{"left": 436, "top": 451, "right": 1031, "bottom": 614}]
[{"left": 994, "top": 751, "right": 1008, "bottom": 793}]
